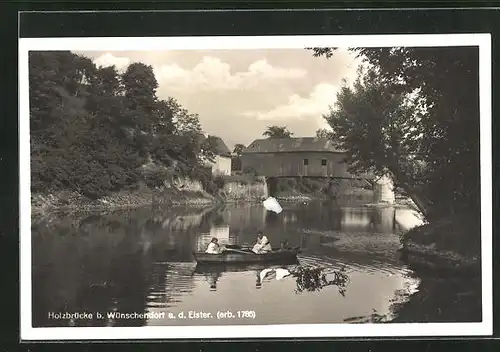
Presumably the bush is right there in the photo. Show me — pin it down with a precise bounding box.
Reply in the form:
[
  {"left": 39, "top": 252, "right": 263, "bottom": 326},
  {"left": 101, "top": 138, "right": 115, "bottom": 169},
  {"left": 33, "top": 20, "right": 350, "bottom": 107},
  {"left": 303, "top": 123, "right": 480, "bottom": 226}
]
[
  {"left": 213, "top": 175, "right": 226, "bottom": 190},
  {"left": 402, "top": 214, "right": 480, "bottom": 257},
  {"left": 142, "top": 168, "right": 173, "bottom": 189}
]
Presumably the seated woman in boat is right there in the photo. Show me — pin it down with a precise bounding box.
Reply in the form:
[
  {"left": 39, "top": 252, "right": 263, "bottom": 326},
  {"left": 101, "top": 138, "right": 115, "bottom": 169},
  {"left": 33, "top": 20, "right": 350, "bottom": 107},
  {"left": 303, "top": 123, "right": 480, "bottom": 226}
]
[
  {"left": 252, "top": 231, "right": 272, "bottom": 254},
  {"left": 205, "top": 237, "right": 225, "bottom": 254}
]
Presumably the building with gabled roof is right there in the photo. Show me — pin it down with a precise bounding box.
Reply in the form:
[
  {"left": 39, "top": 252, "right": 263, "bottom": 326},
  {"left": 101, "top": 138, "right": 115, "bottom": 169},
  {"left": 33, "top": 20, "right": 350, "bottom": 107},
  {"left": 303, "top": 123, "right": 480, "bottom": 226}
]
[
  {"left": 204, "top": 135, "right": 232, "bottom": 176},
  {"left": 244, "top": 137, "right": 345, "bottom": 154},
  {"left": 240, "top": 137, "right": 372, "bottom": 179}
]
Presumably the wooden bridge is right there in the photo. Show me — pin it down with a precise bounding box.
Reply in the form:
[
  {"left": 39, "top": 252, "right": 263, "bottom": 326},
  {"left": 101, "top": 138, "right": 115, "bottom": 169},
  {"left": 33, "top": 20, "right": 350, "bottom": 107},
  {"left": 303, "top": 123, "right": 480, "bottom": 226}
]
[
  {"left": 240, "top": 137, "right": 375, "bottom": 180},
  {"left": 240, "top": 137, "right": 393, "bottom": 202}
]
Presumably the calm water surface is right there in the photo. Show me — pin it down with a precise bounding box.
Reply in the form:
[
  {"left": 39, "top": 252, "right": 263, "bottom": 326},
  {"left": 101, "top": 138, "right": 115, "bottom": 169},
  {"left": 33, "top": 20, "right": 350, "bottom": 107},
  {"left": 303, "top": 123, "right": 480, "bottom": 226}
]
[{"left": 32, "top": 197, "right": 425, "bottom": 327}]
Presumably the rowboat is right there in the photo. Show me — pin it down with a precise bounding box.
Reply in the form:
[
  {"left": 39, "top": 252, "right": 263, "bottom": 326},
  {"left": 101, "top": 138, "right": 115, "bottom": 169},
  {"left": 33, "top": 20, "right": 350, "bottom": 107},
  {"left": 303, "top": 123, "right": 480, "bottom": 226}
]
[{"left": 192, "top": 247, "right": 300, "bottom": 265}]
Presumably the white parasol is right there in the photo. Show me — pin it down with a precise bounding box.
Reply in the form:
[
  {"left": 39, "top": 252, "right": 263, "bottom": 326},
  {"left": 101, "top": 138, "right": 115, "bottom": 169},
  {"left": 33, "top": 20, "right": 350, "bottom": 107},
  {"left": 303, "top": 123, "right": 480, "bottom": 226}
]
[{"left": 263, "top": 197, "right": 283, "bottom": 214}]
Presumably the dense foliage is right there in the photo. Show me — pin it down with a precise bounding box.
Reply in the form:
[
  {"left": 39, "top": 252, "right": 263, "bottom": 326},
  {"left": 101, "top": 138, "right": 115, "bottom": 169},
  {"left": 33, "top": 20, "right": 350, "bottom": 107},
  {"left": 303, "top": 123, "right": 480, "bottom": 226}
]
[
  {"left": 263, "top": 125, "right": 294, "bottom": 138},
  {"left": 311, "top": 47, "right": 480, "bottom": 220},
  {"left": 30, "top": 51, "right": 216, "bottom": 199},
  {"left": 232, "top": 143, "right": 246, "bottom": 156}
]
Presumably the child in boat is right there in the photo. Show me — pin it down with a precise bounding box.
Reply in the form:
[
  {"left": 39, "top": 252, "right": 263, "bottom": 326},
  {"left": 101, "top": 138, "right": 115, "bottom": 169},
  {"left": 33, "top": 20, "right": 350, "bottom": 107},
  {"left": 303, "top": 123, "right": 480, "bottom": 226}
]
[
  {"left": 205, "top": 237, "right": 224, "bottom": 254},
  {"left": 252, "top": 231, "right": 272, "bottom": 254}
]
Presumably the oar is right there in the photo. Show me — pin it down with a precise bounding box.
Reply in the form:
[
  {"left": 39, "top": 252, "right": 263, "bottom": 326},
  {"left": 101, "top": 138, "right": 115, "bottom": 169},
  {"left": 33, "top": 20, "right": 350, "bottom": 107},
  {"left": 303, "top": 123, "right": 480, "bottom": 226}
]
[
  {"left": 279, "top": 246, "right": 301, "bottom": 251},
  {"left": 225, "top": 244, "right": 252, "bottom": 251},
  {"left": 224, "top": 248, "right": 254, "bottom": 255}
]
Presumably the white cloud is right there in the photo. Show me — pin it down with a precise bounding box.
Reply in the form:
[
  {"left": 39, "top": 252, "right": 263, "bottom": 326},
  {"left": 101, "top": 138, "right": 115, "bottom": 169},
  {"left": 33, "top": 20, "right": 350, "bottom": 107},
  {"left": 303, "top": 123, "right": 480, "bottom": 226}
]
[
  {"left": 241, "top": 83, "right": 338, "bottom": 122},
  {"left": 93, "top": 53, "right": 131, "bottom": 72},
  {"left": 246, "top": 59, "right": 306, "bottom": 79},
  {"left": 153, "top": 56, "right": 307, "bottom": 91}
]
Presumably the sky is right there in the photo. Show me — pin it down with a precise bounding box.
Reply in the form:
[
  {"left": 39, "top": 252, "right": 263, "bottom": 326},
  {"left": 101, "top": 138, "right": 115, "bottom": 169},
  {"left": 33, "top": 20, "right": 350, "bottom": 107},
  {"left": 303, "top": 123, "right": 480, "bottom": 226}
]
[{"left": 75, "top": 48, "right": 363, "bottom": 150}]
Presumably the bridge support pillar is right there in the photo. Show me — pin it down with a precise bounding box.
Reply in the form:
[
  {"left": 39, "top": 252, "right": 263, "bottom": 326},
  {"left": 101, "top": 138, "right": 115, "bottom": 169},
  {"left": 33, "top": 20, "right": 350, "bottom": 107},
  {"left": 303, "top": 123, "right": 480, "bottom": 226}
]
[
  {"left": 266, "top": 177, "right": 278, "bottom": 197},
  {"left": 373, "top": 175, "right": 395, "bottom": 204}
]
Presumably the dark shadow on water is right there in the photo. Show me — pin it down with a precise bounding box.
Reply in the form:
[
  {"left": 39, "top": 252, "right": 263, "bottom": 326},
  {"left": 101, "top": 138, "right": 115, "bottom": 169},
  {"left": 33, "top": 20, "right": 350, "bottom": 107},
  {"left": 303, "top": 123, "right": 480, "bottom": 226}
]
[{"left": 390, "top": 273, "right": 482, "bottom": 323}]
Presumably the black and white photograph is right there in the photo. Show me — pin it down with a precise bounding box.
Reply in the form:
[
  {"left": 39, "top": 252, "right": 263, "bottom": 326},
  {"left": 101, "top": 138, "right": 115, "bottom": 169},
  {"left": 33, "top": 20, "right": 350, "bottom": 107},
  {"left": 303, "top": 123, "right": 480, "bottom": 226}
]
[{"left": 19, "top": 34, "right": 492, "bottom": 340}]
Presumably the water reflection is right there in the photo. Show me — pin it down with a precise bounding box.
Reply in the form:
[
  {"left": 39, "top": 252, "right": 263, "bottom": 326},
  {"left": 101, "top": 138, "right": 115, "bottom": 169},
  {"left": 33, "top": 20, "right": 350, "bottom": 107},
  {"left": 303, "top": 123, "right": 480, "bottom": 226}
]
[
  {"left": 32, "top": 199, "right": 427, "bottom": 327},
  {"left": 253, "top": 265, "right": 350, "bottom": 296}
]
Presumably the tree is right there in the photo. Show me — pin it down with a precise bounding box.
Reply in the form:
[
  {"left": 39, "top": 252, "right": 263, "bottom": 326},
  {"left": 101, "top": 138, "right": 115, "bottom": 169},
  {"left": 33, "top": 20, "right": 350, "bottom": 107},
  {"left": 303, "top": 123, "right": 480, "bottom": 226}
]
[
  {"left": 323, "top": 66, "right": 430, "bottom": 217},
  {"left": 315, "top": 129, "right": 333, "bottom": 139},
  {"left": 121, "top": 62, "right": 158, "bottom": 136},
  {"left": 29, "top": 51, "right": 216, "bottom": 198},
  {"left": 310, "top": 46, "right": 480, "bottom": 219},
  {"left": 263, "top": 125, "right": 294, "bottom": 139},
  {"left": 233, "top": 144, "right": 246, "bottom": 156},
  {"left": 121, "top": 62, "right": 158, "bottom": 111}
]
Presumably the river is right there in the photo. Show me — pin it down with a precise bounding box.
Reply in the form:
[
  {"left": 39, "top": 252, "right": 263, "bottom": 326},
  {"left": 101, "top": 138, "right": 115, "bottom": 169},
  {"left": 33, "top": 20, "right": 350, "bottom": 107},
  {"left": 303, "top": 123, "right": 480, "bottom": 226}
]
[{"left": 31, "top": 197, "right": 426, "bottom": 327}]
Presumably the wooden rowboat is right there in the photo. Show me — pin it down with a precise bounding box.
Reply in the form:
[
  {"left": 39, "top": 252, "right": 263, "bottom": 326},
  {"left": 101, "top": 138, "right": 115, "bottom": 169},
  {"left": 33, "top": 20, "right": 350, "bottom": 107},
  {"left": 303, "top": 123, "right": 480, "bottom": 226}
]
[{"left": 193, "top": 248, "right": 300, "bottom": 265}]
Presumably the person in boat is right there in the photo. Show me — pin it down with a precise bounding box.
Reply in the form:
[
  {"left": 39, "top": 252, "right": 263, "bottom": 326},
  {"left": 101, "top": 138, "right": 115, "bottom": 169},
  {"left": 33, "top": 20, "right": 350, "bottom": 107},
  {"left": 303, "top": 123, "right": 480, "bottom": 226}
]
[
  {"left": 280, "top": 240, "right": 292, "bottom": 250},
  {"left": 205, "top": 237, "right": 225, "bottom": 254},
  {"left": 252, "top": 231, "right": 272, "bottom": 254}
]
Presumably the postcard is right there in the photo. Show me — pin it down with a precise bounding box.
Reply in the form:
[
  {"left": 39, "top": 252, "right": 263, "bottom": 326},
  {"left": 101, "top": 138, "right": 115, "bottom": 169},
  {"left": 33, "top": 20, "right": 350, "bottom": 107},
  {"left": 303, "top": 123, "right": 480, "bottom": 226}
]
[{"left": 19, "top": 33, "right": 492, "bottom": 340}]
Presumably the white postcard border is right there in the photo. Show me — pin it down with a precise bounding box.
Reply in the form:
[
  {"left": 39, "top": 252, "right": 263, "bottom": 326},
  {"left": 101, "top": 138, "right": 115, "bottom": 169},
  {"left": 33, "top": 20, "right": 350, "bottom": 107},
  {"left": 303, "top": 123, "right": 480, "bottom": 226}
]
[{"left": 19, "top": 33, "right": 493, "bottom": 340}]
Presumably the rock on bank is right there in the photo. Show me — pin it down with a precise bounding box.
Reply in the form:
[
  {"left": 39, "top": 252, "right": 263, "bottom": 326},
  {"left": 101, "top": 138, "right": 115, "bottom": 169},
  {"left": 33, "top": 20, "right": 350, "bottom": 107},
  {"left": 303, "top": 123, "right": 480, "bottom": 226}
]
[{"left": 31, "top": 176, "right": 269, "bottom": 216}]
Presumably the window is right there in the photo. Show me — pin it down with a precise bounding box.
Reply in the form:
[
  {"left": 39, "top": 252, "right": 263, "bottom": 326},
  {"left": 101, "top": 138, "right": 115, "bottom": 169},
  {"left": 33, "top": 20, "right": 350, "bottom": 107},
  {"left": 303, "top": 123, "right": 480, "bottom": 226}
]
[
  {"left": 303, "top": 159, "right": 309, "bottom": 166},
  {"left": 321, "top": 159, "right": 327, "bottom": 166}
]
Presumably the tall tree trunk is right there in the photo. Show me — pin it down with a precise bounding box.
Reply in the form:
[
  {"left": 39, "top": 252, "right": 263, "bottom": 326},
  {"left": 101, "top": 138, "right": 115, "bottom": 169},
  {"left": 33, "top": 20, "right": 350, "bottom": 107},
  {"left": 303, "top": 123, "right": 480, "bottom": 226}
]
[{"left": 387, "top": 168, "right": 431, "bottom": 220}]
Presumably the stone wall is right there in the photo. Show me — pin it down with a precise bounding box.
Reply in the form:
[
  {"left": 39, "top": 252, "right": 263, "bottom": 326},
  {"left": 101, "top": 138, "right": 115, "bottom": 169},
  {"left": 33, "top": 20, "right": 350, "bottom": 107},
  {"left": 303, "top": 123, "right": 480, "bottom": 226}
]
[{"left": 220, "top": 177, "right": 268, "bottom": 201}]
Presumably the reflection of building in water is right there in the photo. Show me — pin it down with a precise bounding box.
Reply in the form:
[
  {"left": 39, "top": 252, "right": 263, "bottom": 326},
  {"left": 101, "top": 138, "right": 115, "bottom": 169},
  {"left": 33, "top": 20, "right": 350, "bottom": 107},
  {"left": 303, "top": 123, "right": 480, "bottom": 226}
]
[
  {"left": 195, "top": 226, "right": 239, "bottom": 251},
  {"left": 300, "top": 233, "right": 309, "bottom": 248},
  {"left": 196, "top": 233, "right": 213, "bottom": 252},
  {"left": 341, "top": 207, "right": 372, "bottom": 228},
  {"left": 340, "top": 207, "right": 397, "bottom": 233},
  {"left": 282, "top": 213, "right": 298, "bottom": 224},
  {"left": 373, "top": 207, "right": 397, "bottom": 232},
  {"left": 210, "top": 225, "right": 230, "bottom": 244},
  {"left": 225, "top": 204, "right": 266, "bottom": 229}
]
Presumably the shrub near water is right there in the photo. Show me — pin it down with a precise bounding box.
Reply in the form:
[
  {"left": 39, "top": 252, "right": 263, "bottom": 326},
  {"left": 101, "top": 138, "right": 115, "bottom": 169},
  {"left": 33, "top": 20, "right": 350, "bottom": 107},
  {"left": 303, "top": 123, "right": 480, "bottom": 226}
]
[{"left": 401, "top": 214, "right": 481, "bottom": 259}]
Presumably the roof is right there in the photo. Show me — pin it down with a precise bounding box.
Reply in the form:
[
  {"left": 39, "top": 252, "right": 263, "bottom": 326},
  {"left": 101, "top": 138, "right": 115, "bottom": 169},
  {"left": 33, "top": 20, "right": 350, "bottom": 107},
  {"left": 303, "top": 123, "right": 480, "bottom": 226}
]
[
  {"left": 207, "top": 135, "right": 232, "bottom": 157},
  {"left": 242, "top": 137, "right": 345, "bottom": 154}
]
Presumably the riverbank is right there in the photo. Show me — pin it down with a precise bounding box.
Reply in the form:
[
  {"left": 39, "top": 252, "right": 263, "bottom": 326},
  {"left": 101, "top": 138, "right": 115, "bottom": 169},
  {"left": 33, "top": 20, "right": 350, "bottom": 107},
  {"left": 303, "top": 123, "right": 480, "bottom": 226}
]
[
  {"left": 391, "top": 216, "right": 482, "bottom": 323},
  {"left": 31, "top": 186, "right": 215, "bottom": 218},
  {"left": 392, "top": 214, "right": 482, "bottom": 322},
  {"left": 31, "top": 177, "right": 268, "bottom": 218},
  {"left": 399, "top": 215, "right": 481, "bottom": 275}
]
